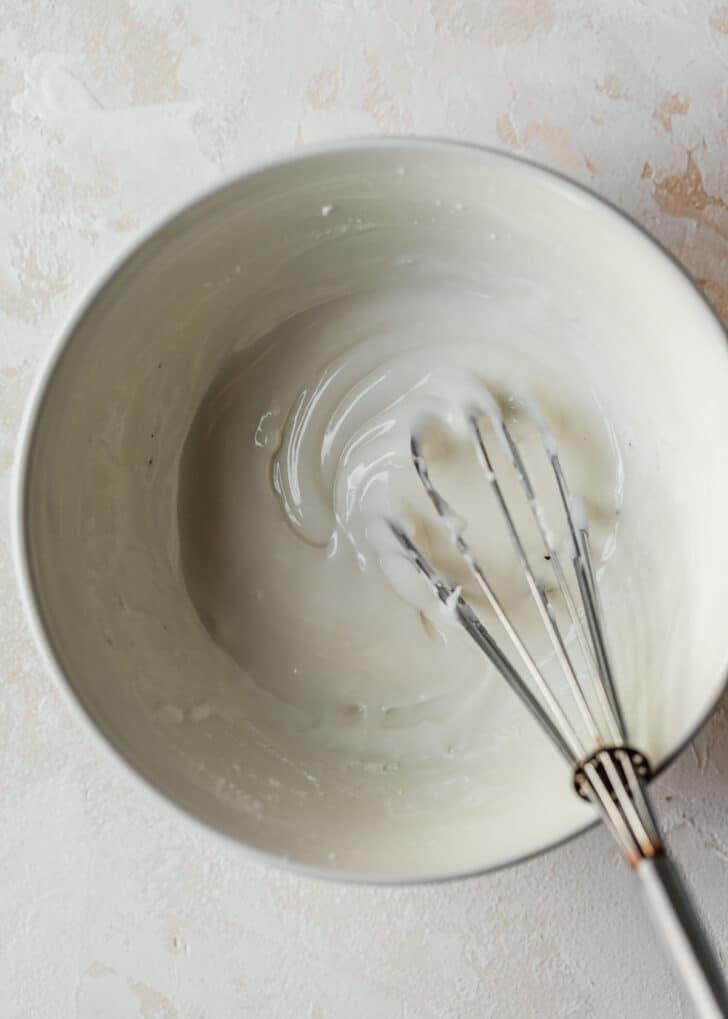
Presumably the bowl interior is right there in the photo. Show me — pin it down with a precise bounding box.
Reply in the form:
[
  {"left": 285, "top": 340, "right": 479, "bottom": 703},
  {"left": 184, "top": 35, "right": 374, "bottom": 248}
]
[{"left": 19, "top": 141, "right": 728, "bottom": 879}]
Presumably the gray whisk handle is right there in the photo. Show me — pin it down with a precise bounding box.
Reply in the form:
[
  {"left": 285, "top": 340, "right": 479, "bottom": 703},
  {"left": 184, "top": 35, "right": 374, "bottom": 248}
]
[{"left": 637, "top": 853, "right": 728, "bottom": 1018}]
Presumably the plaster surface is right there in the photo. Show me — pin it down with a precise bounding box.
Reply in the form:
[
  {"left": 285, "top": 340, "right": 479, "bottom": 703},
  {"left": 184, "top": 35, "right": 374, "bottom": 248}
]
[{"left": 1, "top": 2, "right": 727, "bottom": 1016}]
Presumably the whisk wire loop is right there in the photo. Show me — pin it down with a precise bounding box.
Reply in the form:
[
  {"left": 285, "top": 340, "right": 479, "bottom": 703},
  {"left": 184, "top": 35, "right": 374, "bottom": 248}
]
[{"left": 391, "top": 403, "right": 657, "bottom": 860}]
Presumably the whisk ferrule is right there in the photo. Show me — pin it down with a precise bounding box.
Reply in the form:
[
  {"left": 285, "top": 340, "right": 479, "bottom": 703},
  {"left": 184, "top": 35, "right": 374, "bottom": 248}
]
[{"left": 575, "top": 746, "right": 660, "bottom": 866}]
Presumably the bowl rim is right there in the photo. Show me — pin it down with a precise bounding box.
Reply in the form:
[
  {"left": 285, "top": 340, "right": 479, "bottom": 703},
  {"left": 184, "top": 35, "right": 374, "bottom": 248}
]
[{"left": 13, "top": 134, "right": 728, "bottom": 886}]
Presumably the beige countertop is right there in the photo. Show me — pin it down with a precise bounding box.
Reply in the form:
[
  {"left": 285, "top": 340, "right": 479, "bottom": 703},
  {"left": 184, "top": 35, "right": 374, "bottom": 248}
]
[{"left": 1, "top": 2, "right": 726, "bottom": 1016}]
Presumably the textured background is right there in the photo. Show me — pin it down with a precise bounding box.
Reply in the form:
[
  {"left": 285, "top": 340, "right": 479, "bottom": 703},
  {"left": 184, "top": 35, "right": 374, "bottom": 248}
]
[{"left": 1, "top": 2, "right": 727, "bottom": 1016}]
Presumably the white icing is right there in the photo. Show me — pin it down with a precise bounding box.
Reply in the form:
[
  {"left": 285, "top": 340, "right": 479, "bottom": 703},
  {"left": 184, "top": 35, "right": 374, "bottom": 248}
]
[{"left": 179, "top": 288, "right": 624, "bottom": 771}]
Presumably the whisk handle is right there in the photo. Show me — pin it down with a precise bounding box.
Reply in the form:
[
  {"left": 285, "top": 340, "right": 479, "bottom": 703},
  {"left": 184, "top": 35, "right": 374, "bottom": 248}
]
[{"left": 637, "top": 853, "right": 728, "bottom": 1017}]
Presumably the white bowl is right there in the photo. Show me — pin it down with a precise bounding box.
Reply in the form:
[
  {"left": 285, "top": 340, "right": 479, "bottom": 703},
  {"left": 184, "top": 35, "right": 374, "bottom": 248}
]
[{"left": 15, "top": 139, "right": 728, "bottom": 882}]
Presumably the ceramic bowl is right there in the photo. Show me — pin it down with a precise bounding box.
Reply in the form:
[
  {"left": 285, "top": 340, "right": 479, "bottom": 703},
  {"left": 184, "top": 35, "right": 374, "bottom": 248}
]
[{"left": 15, "top": 139, "right": 728, "bottom": 881}]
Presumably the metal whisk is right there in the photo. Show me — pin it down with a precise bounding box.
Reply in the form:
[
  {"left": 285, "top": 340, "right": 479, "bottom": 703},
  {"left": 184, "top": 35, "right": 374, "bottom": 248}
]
[{"left": 389, "top": 399, "right": 728, "bottom": 1018}]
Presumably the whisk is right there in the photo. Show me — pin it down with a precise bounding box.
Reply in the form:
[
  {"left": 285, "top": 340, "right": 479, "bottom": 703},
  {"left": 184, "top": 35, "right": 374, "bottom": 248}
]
[{"left": 389, "top": 397, "right": 728, "bottom": 1018}]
